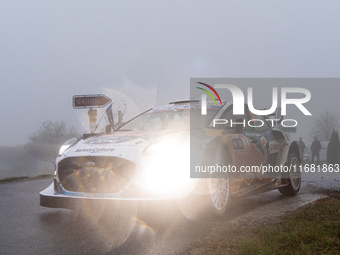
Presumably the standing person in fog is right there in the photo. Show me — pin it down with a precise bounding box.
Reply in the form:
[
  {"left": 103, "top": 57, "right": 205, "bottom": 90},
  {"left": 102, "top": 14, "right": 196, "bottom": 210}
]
[
  {"left": 298, "top": 137, "right": 306, "bottom": 154},
  {"left": 311, "top": 136, "right": 322, "bottom": 165}
]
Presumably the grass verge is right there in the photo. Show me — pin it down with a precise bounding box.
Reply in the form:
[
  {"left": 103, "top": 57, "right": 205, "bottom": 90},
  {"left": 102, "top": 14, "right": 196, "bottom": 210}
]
[
  {"left": 192, "top": 194, "right": 340, "bottom": 255},
  {"left": 0, "top": 174, "right": 52, "bottom": 184}
]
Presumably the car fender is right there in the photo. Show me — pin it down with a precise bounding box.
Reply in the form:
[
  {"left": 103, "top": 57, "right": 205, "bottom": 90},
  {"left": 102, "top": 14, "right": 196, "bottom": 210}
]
[{"left": 285, "top": 141, "right": 302, "bottom": 164}]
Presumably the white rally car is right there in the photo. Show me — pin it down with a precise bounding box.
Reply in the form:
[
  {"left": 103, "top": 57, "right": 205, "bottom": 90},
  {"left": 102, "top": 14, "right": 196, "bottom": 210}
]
[{"left": 40, "top": 100, "right": 302, "bottom": 216}]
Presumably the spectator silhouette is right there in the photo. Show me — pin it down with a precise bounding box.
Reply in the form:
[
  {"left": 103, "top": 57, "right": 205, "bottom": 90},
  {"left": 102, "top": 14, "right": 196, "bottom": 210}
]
[
  {"left": 298, "top": 137, "right": 306, "bottom": 154},
  {"left": 311, "top": 136, "right": 322, "bottom": 165}
]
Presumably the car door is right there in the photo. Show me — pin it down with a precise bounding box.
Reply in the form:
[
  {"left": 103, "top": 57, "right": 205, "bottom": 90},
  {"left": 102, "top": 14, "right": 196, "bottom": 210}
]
[{"left": 219, "top": 105, "right": 270, "bottom": 186}]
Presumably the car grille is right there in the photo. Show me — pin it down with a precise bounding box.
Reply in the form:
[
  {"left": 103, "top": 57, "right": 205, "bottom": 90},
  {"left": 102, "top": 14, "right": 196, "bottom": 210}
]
[{"left": 57, "top": 156, "right": 135, "bottom": 193}]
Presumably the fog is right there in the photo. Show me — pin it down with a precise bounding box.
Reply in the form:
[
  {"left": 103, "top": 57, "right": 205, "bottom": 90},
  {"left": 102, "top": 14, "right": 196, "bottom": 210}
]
[{"left": 1, "top": 1, "right": 340, "bottom": 146}]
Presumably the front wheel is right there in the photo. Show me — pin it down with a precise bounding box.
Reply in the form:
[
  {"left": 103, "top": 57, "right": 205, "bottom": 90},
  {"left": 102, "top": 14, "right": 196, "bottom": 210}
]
[
  {"left": 208, "top": 175, "right": 230, "bottom": 216},
  {"left": 205, "top": 151, "right": 231, "bottom": 216},
  {"left": 177, "top": 152, "right": 231, "bottom": 220},
  {"left": 279, "top": 152, "right": 301, "bottom": 196}
]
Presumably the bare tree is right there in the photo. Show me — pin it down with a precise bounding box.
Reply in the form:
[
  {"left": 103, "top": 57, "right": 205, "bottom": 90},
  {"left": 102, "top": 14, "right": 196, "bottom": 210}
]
[
  {"left": 327, "top": 129, "right": 340, "bottom": 164},
  {"left": 309, "top": 110, "right": 340, "bottom": 142},
  {"left": 26, "top": 121, "right": 78, "bottom": 163}
]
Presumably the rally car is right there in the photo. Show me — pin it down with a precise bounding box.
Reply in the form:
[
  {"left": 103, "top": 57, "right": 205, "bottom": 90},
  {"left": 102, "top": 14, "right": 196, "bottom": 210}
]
[{"left": 40, "top": 99, "right": 302, "bottom": 216}]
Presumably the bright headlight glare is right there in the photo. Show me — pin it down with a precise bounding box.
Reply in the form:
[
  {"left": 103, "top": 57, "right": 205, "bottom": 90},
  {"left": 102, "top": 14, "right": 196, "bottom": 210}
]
[
  {"left": 144, "top": 141, "right": 179, "bottom": 156},
  {"left": 58, "top": 137, "right": 78, "bottom": 156},
  {"left": 141, "top": 136, "right": 193, "bottom": 195}
]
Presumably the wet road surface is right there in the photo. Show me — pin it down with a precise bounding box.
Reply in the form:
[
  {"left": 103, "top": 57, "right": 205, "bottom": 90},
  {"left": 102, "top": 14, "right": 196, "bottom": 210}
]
[{"left": 0, "top": 176, "right": 338, "bottom": 255}]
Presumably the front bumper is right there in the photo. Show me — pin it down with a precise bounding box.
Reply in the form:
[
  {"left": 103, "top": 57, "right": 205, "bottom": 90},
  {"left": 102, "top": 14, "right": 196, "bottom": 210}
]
[
  {"left": 40, "top": 183, "right": 79, "bottom": 209},
  {"left": 40, "top": 183, "right": 138, "bottom": 209},
  {"left": 40, "top": 181, "right": 195, "bottom": 209}
]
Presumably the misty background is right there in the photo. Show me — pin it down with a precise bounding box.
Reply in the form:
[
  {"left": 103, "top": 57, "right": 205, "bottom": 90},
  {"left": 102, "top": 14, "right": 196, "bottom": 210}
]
[{"left": 1, "top": 1, "right": 340, "bottom": 178}]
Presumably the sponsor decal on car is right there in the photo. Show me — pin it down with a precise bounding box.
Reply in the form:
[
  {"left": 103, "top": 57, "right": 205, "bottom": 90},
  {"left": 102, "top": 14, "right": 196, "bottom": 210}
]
[
  {"left": 74, "top": 148, "right": 115, "bottom": 153},
  {"left": 84, "top": 137, "right": 132, "bottom": 144}
]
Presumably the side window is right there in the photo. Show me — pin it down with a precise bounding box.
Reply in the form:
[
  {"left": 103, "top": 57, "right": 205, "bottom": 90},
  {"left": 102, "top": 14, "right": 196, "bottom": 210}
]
[
  {"left": 165, "top": 111, "right": 186, "bottom": 129},
  {"left": 246, "top": 108, "right": 271, "bottom": 132},
  {"left": 143, "top": 116, "right": 162, "bottom": 130},
  {"left": 219, "top": 105, "right": 252, "bottom": 132}
]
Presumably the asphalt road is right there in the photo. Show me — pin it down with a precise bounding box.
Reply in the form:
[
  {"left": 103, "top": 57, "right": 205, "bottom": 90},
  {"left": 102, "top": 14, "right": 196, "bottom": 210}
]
[{"left": 0, "top": 175, "right": 338, "bottom": 255}]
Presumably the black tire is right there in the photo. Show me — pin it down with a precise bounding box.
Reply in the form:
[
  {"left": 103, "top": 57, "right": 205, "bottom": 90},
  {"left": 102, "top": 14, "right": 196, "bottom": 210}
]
[{"left": 279, "top": 152, "right": 301, "bottom": 196}]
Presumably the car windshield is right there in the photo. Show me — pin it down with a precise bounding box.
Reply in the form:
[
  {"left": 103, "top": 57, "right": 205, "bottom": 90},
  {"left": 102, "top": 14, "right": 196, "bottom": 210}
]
[{"left": 117, "top": 107, "right": 218, "bottom": 132}]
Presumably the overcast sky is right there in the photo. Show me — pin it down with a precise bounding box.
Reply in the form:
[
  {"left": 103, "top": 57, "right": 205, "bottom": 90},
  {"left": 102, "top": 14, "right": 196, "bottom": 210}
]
[{"left": 1, "top": 1, "right": 340, "bottom": 146}]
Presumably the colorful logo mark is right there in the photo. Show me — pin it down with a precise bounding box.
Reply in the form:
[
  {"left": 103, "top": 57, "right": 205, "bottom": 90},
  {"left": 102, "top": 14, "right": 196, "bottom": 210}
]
[{"left": 196, "top": 82, "right": 222, "bottom": 106}]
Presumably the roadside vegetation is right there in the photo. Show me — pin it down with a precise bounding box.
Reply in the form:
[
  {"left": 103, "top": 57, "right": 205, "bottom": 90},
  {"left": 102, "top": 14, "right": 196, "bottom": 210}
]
[
  {"left": 309, "top": 109, "right": 339, "bottom": 142},
  {"left": 26, "top": 120, "right": 78, "bottom": 163},
  {"left": 0, "top": 120, "right": 77, "bottom": 180},
  {"left": 0, "top": 174, "right": 52, "bottom": 184},
  {"left": 192, "top": 193, "right": 340, "bottom": 255}
]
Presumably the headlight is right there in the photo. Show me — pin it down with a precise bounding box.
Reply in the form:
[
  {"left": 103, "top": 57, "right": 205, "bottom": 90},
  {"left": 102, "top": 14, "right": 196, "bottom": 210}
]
[
  {"left": 58, "top": 137, "right": 78, "bottom": 156},
  {"left": 141, "top": 134, "right": 194, "bottom": 195}
]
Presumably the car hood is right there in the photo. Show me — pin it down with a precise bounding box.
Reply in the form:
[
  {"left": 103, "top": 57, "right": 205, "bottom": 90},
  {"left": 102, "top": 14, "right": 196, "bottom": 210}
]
[
  {"left": 60, "top": 130, "right": 189, "bottom": 160},
  {"left": 80, "top": 131, "right": 159, "bottom": 147}
]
